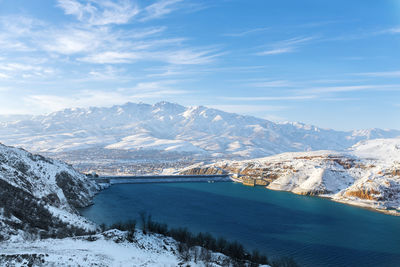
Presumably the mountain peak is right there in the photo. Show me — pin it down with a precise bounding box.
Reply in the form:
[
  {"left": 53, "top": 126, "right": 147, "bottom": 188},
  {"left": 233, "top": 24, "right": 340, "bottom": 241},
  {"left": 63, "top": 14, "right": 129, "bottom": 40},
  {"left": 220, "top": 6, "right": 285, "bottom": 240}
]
[{"left": 0, "top": 101, "right": 399, "bottom": 157}]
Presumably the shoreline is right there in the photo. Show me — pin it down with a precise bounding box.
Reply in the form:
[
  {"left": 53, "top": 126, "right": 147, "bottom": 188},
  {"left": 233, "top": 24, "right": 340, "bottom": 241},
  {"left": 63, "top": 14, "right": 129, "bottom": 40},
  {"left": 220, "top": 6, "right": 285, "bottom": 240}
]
[
  {"left": 231, "top": 179, "right": 400, "bottom": 216},
  {"left": 265, "top": 184, "right": 400, "bottom": 216}
]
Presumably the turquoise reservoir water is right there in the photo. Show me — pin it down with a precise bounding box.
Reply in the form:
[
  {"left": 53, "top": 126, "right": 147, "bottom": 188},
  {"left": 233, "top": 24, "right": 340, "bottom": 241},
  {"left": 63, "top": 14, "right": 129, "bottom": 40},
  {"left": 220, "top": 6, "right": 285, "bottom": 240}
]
[{"left": 81, "top": 182, "right": 400, "bottom": 266}]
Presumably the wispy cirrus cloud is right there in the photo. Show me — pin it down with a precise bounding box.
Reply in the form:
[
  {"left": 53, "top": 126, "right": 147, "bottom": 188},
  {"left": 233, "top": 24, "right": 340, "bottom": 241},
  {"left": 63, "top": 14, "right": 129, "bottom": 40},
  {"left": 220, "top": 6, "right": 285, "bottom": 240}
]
[
  {"left": 296, "top": 84, "right": 400, "bottom": 94},
  {"left": 0, "top": 3, "right": 222, "bottom": 73},
  {"left": 381, "top": 27, "right": 400, "bottom": 34},
  {"left": 220, "top": 95, "right": 317, "bottom": 101},
  {"left": 0, "top": 62, "right": 55, "bottom": 80},
  {"left": 257, "top": 36, "right": 315, "bottom": 56},
  {"left": 80, "top": 51, "right": 141, "bottom": 64},
  {"left": 258, "top": 47, "right": 294, "bottom": 56},
  {"left": 355, "top": 70, "right": 400, "bottom": 78},
  {"left": 146, "top": 66, "right": 189, "bottom": 78},
  {"left": 57, "top": 0, "right": 139, "bottom": 25},
  {"left": 325, "top": 25, "right": 400, "bottom": 42},
  {"left": 0, "top": 73, "right": 10, "bottom": 79},
  {"left": 87, "top": 66, "right": 129, "bottom": 81},
  {"left": 0, "top": 15, "right": 43, "bottom": 52},
  {"left": 219, "top": 84, "right": 400, "bottom": 102},
  {"left": 249, "top": 80, "right": 292, "bottom": 88},
  {"left": 224, "top": 27, "right": 269, "bottom": 37},
  {"left": 160, "top": 48, "right": 223, "bottom": 65},
  {"left": 79, "top": 47, "right": 221, "bottom": 65},
  {"left": 24, "top": 80, "right": 188, "bottom": 112},
  {"left": 208, "top": 104, "right": 288, "bottom": 113},
  {"left": 140, "top": 0, "right": 184, "bottom": 21},
  {"left": 41, "top": 27, "right": 106, "bottom": 55}
]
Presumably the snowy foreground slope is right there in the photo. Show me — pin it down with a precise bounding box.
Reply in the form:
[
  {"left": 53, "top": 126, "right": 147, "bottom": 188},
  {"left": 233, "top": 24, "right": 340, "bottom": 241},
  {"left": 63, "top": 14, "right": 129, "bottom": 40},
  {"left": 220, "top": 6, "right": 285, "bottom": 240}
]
[
  {"left": 0, "top": 230, "right": 245, "bottom": 267},
  {"left": 0, "top": 142, "right": 99, "bottom": 240},
  {"left": 0, "top": 101, "right": 398, "bottom": 159},
  {"left": 179, "top": 138, "right": 400, "bottom": 215}
]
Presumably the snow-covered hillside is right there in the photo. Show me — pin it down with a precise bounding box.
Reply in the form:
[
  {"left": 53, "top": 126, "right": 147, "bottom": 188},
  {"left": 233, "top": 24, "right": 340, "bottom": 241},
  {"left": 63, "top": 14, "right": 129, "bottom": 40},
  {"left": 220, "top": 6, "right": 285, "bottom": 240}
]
[
  {"left": 0, "top": 143, "right": 98, "bottom": 241},
  {"left": 179, "top": 138, "right": 400, "bottom": 215},
  {"left": 0, "top": 230, "right": 242, "bottom": 267},
  {"left": 0, "top": 101, "right": 398, "bottom": 159}
]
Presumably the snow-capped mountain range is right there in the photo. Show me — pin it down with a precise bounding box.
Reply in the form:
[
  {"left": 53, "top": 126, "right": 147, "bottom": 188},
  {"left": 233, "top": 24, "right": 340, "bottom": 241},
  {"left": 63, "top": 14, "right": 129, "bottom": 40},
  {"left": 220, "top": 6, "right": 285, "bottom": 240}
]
[{"left": 0, "top": 101, "right": 399, "bottom": 159}]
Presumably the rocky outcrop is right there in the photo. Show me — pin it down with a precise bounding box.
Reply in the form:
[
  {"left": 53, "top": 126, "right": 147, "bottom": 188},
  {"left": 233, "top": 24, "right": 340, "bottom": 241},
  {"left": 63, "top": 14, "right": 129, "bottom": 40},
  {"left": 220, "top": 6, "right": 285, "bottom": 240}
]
[
  {"left": 180, "top": 167, "right": 228, "bottom": 176},
  {"left": 344, "top": 188, "right": 381, "bottom": 200}
]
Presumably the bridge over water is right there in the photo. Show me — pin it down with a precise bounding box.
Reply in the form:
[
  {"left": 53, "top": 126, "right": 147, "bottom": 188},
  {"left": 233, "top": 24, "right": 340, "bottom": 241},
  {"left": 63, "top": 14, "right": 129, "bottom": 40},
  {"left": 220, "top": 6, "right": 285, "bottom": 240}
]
[{"left": 91, "top": 174, "right": 231, "bottom": 185}]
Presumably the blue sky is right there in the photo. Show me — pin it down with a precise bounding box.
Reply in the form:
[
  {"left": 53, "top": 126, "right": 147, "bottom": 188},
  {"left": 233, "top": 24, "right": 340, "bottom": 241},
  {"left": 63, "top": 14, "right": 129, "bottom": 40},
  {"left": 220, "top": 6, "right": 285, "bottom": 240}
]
[{"left": 0, "top": 0, "right": 399, "bottom": 130}]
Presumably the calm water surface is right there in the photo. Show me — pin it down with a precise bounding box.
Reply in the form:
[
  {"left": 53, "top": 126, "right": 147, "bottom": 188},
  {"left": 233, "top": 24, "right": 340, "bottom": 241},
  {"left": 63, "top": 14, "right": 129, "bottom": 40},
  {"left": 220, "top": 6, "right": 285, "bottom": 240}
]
[{"left": 81, "top": 182, "right": 400, "bottom": 267}]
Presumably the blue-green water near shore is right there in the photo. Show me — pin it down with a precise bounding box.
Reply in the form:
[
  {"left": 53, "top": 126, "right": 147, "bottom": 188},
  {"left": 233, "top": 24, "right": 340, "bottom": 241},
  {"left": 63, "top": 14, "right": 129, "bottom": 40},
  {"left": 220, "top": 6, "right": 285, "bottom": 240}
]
[{"left": 80, "top": 182, "right": 400, "bottom": 266}]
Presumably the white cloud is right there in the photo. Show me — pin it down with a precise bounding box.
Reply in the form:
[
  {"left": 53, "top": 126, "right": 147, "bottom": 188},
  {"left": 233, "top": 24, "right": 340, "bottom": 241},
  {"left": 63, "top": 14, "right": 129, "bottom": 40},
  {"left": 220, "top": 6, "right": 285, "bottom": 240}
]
[
  {"left": 161, "top": 48, "right": 222, "bottom": 65},
  {"left": 41, "top": 28, "right": 103, "bottom": 54},
  {"left": 0, "top": 62, "right": 55, "bottom": 80},
  {"left": 0, "top": 16, "right": 43, "bottom": 52},
  {"left": 57, "top": 0, "right": 139, "bottom": 25},
  {"left": 0, "top": 73, "right": 10, "bottom": 79},
  {"left": 125, "top": 26, "right": 166, "bottom": 39},
  {"left": 80, "top": 47, "right": 221, "bottom": 65},
  {"left": 25, "top": 90, "right": 186, "bottom": 113},
  {"left": 80, "top": 51, "right": 140, "bottom": 64},
  {"left": 384, "top": 27, "right": 400, "bottom": 34},
  {"left": 39, "top": 26, "right": 182, "bottom": 59},
  {"left": 319, "top": 97, "right": 360, "bottom": 102},
  {"left": 87, "top": 66, "right": 127, "bottom": 80},
  {"left": 0, "top": 37, "right": 31, "bottom": 52},
  {"left": 0, "top": 63, "right": 43, "bottom": 72},
  {"left": 297, "top": 84, "right": 400, "bottom": 94},
  {"left": 24, "top": 79, "right": 188, "bottom": 113},
  {"left": 141, "top": 0, "right": 183, "bottom": 21},
  {"left": 249, "top": 80, "right": 292, "bottom": 88},
  {"left": 0, "top": 1, "right": 221, "bottom": 80},
  {"left": 257, "top": 36, "right": 314, "bottom": 56},
  {"left": 46, "top": 25, "right": 169, "bottom": 54},
  {"left": 146, "top": 66, "right": 188, "bottom": 77},
  {"left": 356, "top": 70, "right": 400, "bottom": 78},
  {"left": 208, "top": 104, "right": 287, "bottom": 113},
  {"left": 224, "top": 27, "right": 269, "bottom": 37},
  {"left": 258, "top": 47, "right": 294, "bottom": 55},
  {"left": 277, "top": 36, "right": 315, "bottom": 46},
  {"left": 221, "top": 95, "right": 316, "bottom": 101}
]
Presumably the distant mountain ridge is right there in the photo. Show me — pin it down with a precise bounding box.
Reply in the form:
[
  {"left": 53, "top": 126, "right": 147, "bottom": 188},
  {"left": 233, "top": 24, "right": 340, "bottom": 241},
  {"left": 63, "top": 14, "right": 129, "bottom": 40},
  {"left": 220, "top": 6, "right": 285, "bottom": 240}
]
[{"left": 0, "top": 101, "right": 399, "bottom": 159}]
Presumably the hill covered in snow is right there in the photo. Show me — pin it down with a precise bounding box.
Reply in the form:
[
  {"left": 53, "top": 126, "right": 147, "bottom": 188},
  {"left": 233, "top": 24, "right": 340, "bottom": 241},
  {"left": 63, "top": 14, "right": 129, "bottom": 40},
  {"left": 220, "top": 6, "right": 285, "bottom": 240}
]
[
  {"left": 0, "top": 101, "right": 398, "bottom": 160},
  {"left": 178, "top": 138, "right": 400, "bottom": 215},
  {"left": 0, "top": 230, "right": 248, "bottom": 267},
  {"left": 0, "top": 143, "right": 98, "bottom": 241}
]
